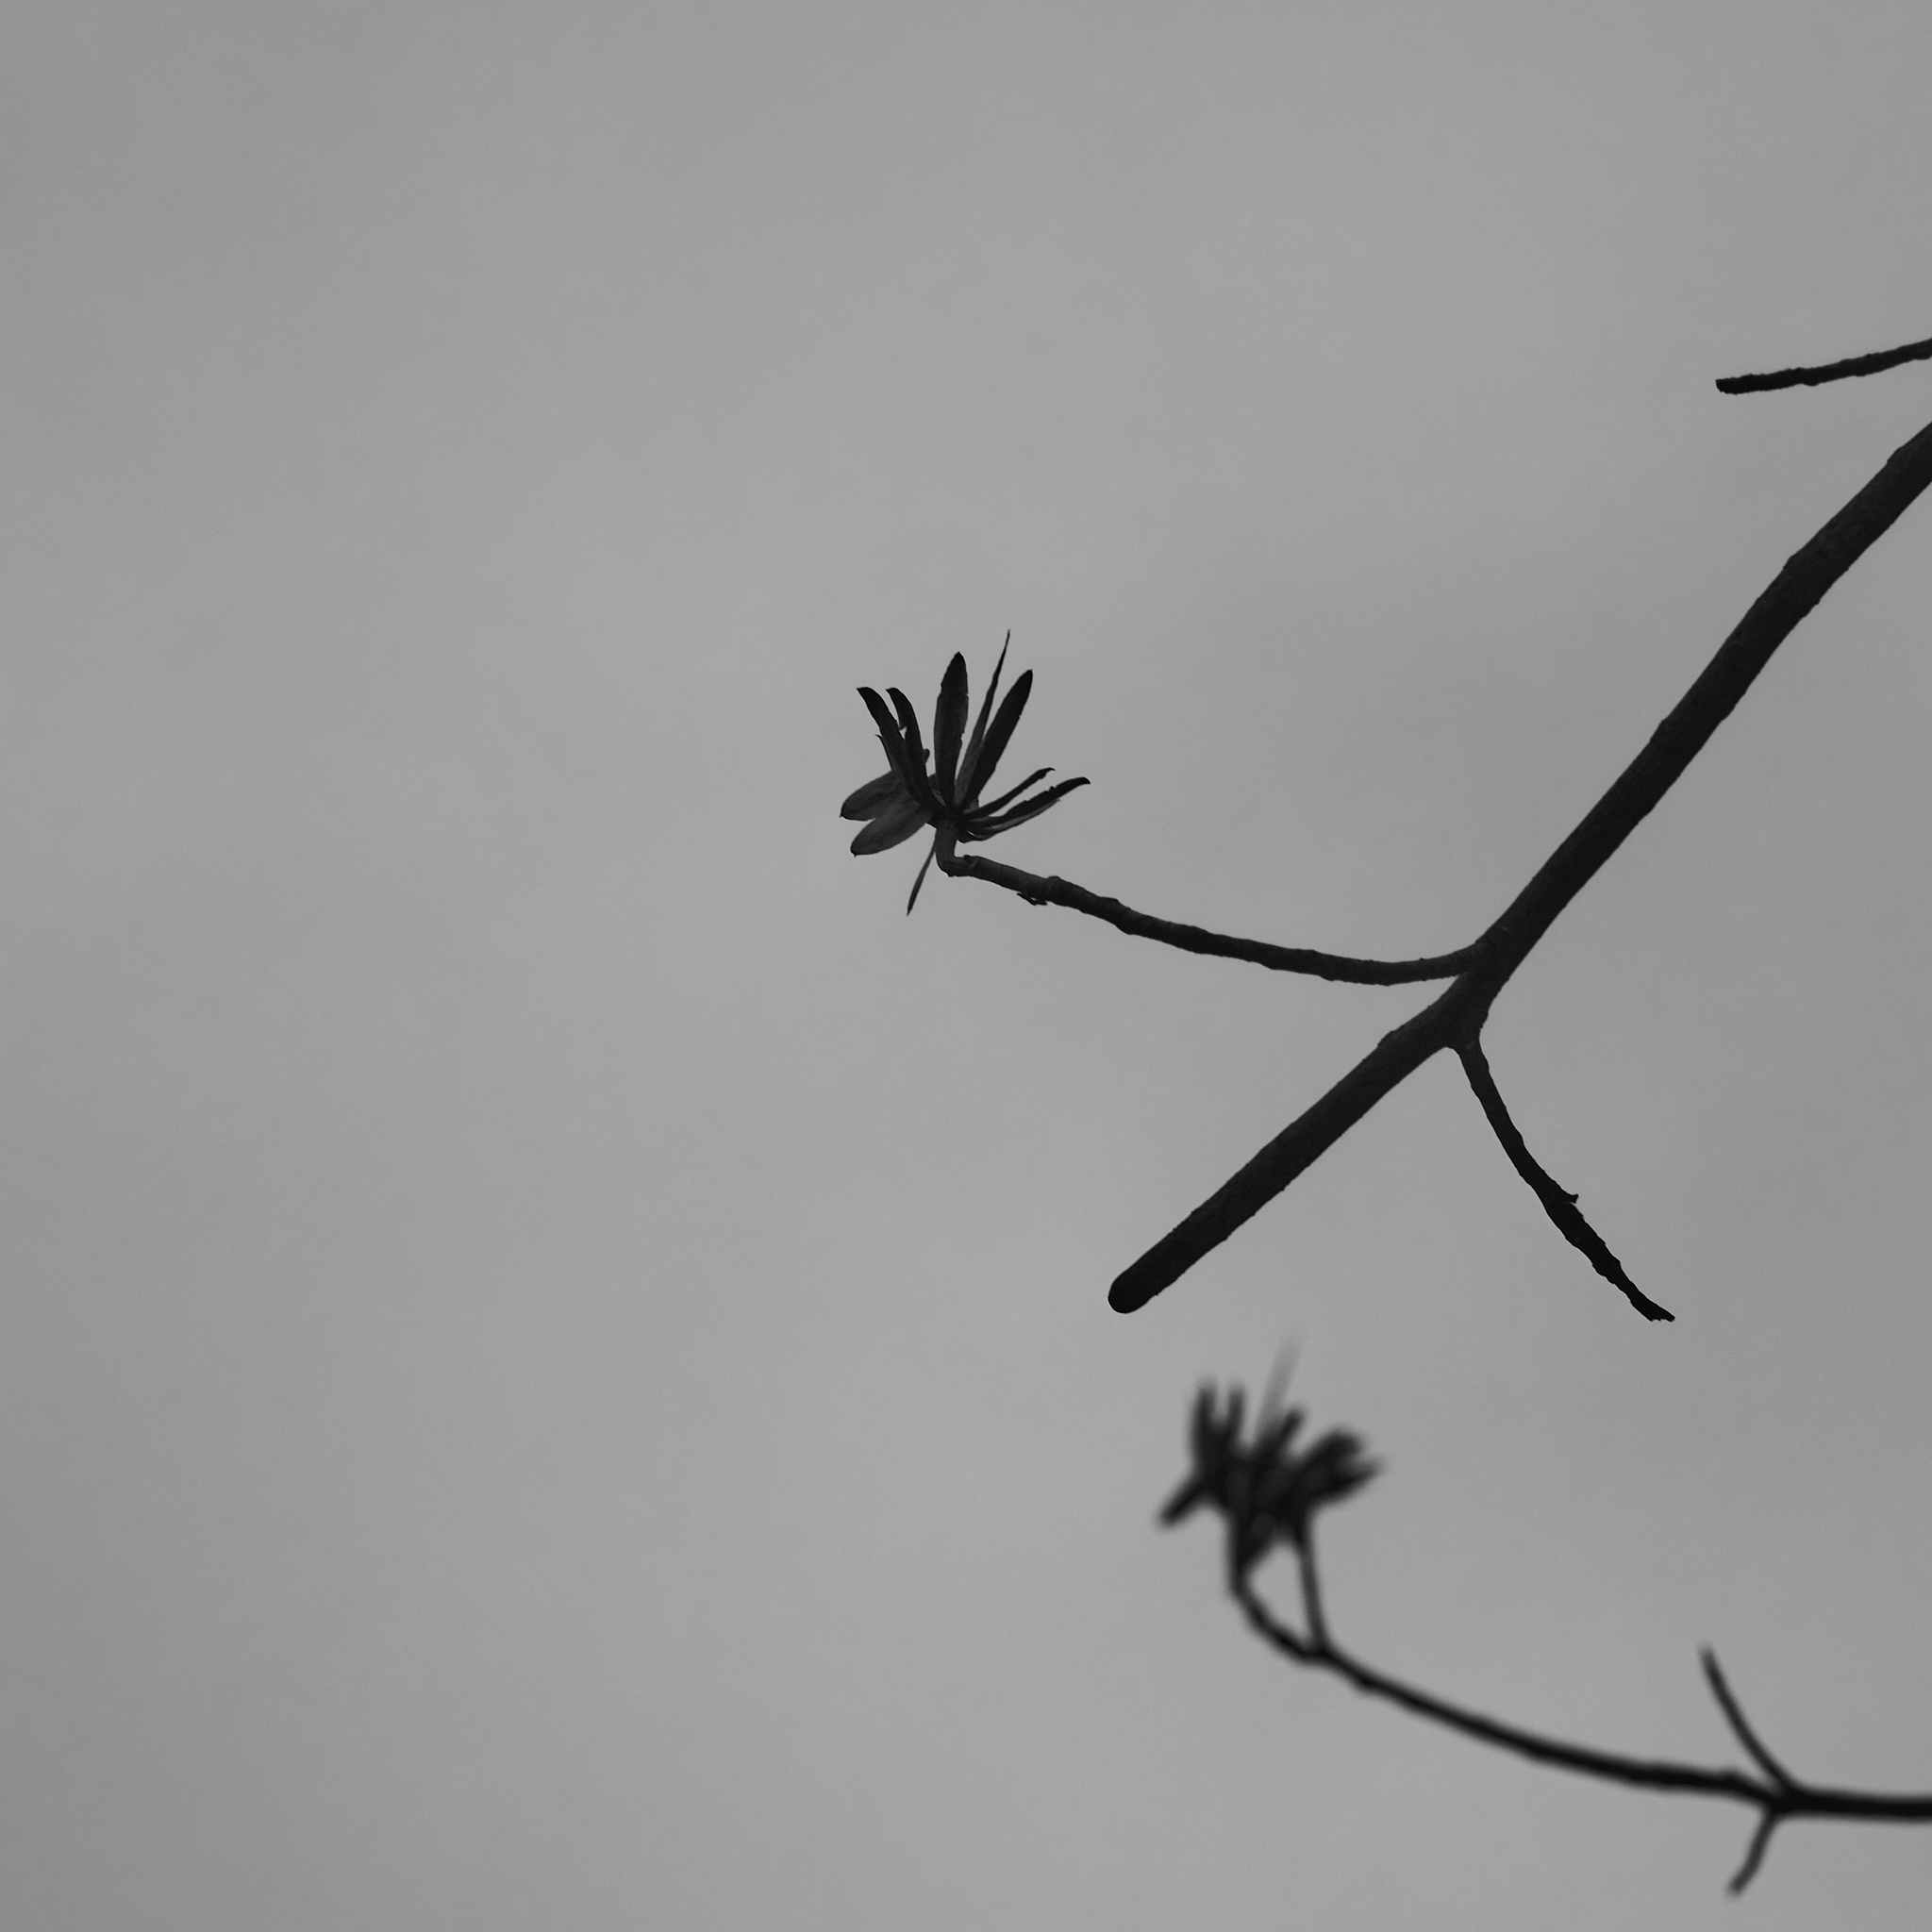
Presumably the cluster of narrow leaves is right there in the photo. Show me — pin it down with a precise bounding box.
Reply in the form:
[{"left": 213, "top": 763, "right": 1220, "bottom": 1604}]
[
  {"left": 1159, "top": 1376, "right": 1378, "bottom": 1581},
  {"left": 841, "top": 637, "right": 1089, "bottom": 910}
]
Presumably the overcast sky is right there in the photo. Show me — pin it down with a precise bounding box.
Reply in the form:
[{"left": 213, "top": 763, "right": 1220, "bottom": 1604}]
[{"left": 5, "top": 4, "right": 1932, "bottom": 1926}]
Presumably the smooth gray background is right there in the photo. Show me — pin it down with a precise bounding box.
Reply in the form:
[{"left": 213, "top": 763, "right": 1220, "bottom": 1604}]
[{"left": 4, "top": 4, "right": 1931, "bottom": 1926}]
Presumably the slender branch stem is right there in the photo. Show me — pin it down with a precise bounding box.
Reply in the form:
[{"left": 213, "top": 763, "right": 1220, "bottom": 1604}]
[
  {"left": 1226, "top": 1546, "right": 1932, "bottom": 1893},
  {"left": 1294, "top": 1536, "right": 1329, "bottom": 1652},
  {"left": 1107, "top": 410, "right": 1932, "bottom": 1312},
  {"left": 937, "top": 847, "right": 1483, "bottom": 983},
  {"left": 1717, "top": 332, "right": 1932, "bottom": 393},
  {"left": 1235, "top": 1570, "right": 1757, "bottom": 1802},
  {"left": 1109, "top": 980, "right": 1472, "bottom": 1309},
  {"left": 1701, "top": 1647, "right": 1797, "bottom": 1790},
  {"left": 1730, "top": 1811, "right": 1779, "bottom": 1894},
  {"left": 1457, "top": 1038, "right": 1672, "bottom": 1321}
]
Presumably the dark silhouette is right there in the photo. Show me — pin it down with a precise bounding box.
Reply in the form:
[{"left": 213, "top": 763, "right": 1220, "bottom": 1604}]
[
  {"left": 1161, "top": 1371, "right": 1932, "bottom": 1893},
  {"left": 848, "top": 334, "right": 1932, "bottom": 1323},
  {"left": 841, "top": 330, "right": 1932, "bottom": 1891}
]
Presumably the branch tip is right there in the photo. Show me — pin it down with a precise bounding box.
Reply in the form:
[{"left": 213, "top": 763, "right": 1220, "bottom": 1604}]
[
  {"left": 1717, "top": 332, "right": 1932, "bottom": 394},
  {"left": 1701, "top": 1648, "right": 1796, "bottom": 1789},
  {"left": 1728, "top": 1811, "right": 1778, "bottom": 1894},
  {"left": 1457, "top": 1038, "right": 1675, "bottom": 1322}
]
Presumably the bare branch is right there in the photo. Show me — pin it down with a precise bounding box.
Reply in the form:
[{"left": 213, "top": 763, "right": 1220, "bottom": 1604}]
[
  {"left": 1701, "top": 1647, "right": 1797, "bottom": 1790},
  {"left": 1224, "top": 1540, "right": 1932, "bottom": 1892},
  {"left": 1108, "top": 410, "right": 1932, "bottom": 1312},
  {"left": 1717, "top": 332, "right": 1932, "bottom": 393},
  {"left": 1728, "top": 1810, "right": 1779, "bottom": 1894},
  {"left": 1233, "top": 1567, "right": 1763, "bottom": 1802},
  {"left": 1171, "top": 1374, "right": 1932, "bottom": 1891},
  {"left": 937, "top": 845, "right": 1482, "bottom": 983},
  {"left": 1457, "top": 1038, "right": 1673, "bottom": 1322},
  {"left": 1110, "top": 983, "right": 1466, "bottom": 1309}
]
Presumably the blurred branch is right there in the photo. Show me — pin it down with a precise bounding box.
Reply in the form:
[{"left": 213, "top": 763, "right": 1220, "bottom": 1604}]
[
  {"left": 1169, "top": 1376, "right": 1932, "bottom": 1894},
  {"left": 1717, "top": 332, "right": 1932, "bottom": 393}
]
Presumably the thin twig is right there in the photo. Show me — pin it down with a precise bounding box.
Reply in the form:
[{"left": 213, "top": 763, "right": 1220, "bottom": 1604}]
[
  {"left": 938, "top": 848, "right": 1482, "bottom": 984},
  {"left": 1294, "top": 1536, "right": 1329, "bottom": 1652},
  {"left": 1234, "top": 1570, "right": 1764, "bottom": 1803},
  {"left": 1728, "top": 1810, "right": 1779, "bottom": 1893},
  {"left": 1457, "top": 1038, "right": 1673, "bottom": 1321},
  {"left": 1701, "top": 1647, "right": 1797, "bottom": 1790},
  {"left": 1717, "top": 332, "right": 1932, "bottom": 393}
]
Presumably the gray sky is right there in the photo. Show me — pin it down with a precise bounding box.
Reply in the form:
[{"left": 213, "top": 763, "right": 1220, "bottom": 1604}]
[{"left": 4, "top": 3, "right": 1931, "bottom": 1925}]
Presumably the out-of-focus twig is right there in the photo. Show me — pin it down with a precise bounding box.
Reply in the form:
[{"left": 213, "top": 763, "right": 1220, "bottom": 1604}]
[{"left": 1168, "top": 1375, "right": 1932, "bottom": 1894}]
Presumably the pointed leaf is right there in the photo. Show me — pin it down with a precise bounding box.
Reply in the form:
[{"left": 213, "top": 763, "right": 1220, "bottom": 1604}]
[
  {"left": 888, "top": 688, "right": 942, "bottom": 814},
  {"left": 859, "top": 688, "right": 916, "bottom": 788},
  {"left": 1254, "top": 1406, "right": 1302, "bottom": 1473},
  {"left": 1259, "top": 1341, "right": 1299, "bottom": 1427},
  {"left": 968, "top": 775, "right": 1090, "bottom": 839},
  {"left": 956, "top": 634, "right": 1009, "bottom": 805},
  {"left": 931, "top": 654, "right": 969, "bottom": 808},
  {"left": 1188, "top": 1383, "right": 1217, "bottom": 1463},
  {"left": 969, "top": 668, "right": 1033, "bottom": 800},
  {"left": 971, "top": 766, "right": 1055, "bottom": 821},
  {"left": 849, "top": 790, "right": 931, "bottom": 853},
  {"left": 904, "top": 837, "right": 939, "bottom": 913},
  {"left": 841, "top": 770, "right": 904, "bottom": 820},
  {"left": 1158, "top": 1472, "right": 1210, "bottom": 1526}
]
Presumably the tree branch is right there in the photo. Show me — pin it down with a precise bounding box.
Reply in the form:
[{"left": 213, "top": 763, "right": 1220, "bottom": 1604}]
[
  {"left": 1225, "top": 1537, "right": 1932, "bottom": 1893},
  {"left": 1700, "top": 1646, "right": 1797, "bottom": 1790},
  {"left": 1108, "top": 409, "right": 1932, "bottom": 1312},
  {"left": 1717, "top": 332, "right": 1932, "bottom": 393},
  {"left": 936, "top": 846, "right": 1482, "bottom": 983},
  {"left": 1110, "top": 981, "right": 1471, "bottom": 1309},
  {"left": 1457, "top": 1037, "right": 1672, "bottom": 1321}
]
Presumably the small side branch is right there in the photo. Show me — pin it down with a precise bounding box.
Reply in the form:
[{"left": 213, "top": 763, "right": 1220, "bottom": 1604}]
[
  {"left": 1701, "top": 1647, "right": 1796, "bottom": 1790},
  {"left": 1232, "top": 1568, "right": 1759, "bottom": 1806},
  {"left": 939, "top": 847, "right": 1481, "bottom": 984},
  {"left": 1456, "top": 1037, "right": 1674, "bottom": 1322},
  {"left": 1728, "top": 1810, "right": 1778, "bottom": 1894},
  {"left": 1717, "top": 332, "right": 1932, "bottom": 393}
]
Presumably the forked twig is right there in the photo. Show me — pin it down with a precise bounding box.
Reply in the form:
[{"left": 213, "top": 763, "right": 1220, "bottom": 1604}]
[
  {"left": 1165, "top": 1378, "right": 1932, "bottom": 1892},
  {"left": 1701, "top": 1645, "right": 1798, "bottom": 1791},
  {"left": 923, "top": 383, "right": 1932, "bottom": 1315},
  {"left": 1229, "top": 1554, "right": 1932, "bottom": 1894}
]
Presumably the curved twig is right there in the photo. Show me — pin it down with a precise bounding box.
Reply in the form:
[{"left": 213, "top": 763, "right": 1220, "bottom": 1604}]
[
  {"left": 1717, "top": 332, "right": 1932, "bottom": 393},
  {"left": 1701, "top": 1646, "right": 1797, "bottom": 1790},
  {"left": 1728, "top": 1810, "right": 1779, "bottom": 1894},
  {"left": 936, "top": 846, "right": 1482, "bottom": 984},
  {"left": 1457, "top": 1037, "right": 1672, "bottom": 1321}
]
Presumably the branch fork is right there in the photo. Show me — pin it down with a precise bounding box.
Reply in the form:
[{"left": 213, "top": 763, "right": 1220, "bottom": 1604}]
[
  {"left": 915, "top": 341, "right": 1932, "bottom": 1318},
  {"left": 1168, "top": 1373, "right": 1932, "bottom": 1894}
]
